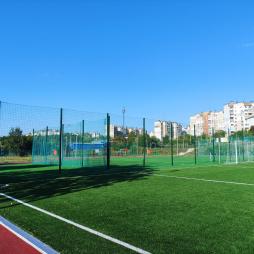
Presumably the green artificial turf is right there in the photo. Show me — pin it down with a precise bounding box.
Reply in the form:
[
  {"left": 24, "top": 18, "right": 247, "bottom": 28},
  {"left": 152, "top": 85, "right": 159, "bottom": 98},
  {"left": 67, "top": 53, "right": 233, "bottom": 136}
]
[{"left": 1, "top": 159, "right": 254, "bottom": 253}]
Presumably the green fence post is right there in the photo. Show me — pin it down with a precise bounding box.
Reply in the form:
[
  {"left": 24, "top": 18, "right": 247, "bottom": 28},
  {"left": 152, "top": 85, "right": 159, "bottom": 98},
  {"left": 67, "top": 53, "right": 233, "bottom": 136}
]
[
  {"left": 0, "top": 101, "right": 1, "bottom": 157},
  {"left": 212, "top": 128, "right": 215, "bottom": 163},
  {"left": 171, "top": 122, "right": 174, "bottom": 166},
  {"left": 45, "top": 126, "right": 48, "bottom": 163},
  {"left": 81, "top": 120, "right": 84, "bottom": 168},
  {"left": 107, "top": 113, "right": 110, "bottom": 169},
  {"left": 59, "top": 108, "right": 63, "bottom": 174},
  {"left": 194, "top": 125, "right": 197, "bottom": 164},
  {"left": 242, "top": 128, "right": 245, "bottom": 161},
  {"left": 32, "top": 128, "right": 34, "bottom": 163},
  {"left": 0, "top": 101, "right": 1, "bottom": 153},
  {"left": 228, "top": 129, "right": 231, "bottom": 163},
  {"left": 143, "top": 118, "right": 146, "bottom": 167}
]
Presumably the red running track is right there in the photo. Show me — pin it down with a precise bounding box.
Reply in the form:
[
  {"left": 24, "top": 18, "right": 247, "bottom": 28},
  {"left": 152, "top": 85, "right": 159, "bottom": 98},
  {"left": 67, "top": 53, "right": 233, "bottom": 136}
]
[{"left": 0, "top": 224, "right": 41, "bottom": 254}]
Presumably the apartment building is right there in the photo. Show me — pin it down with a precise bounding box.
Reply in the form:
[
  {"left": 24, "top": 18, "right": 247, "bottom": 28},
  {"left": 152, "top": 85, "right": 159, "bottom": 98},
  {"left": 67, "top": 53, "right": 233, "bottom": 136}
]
[
  {"left": 152, "top": 120, "right": 182, "bottom": 141},
  {"left": 246, "top": 115, "right": 254, "bottom": 130},
  {"left": 188, "top": 111, "right": 224, "bottom": 136},
  {"left": 109, "top": 124, "right": 143, "bottom": 138},
  {"left": 189, "top": 113, "right": 205, "bottom": 136},
  {"left": 189, "top": 102, "right": 254, "bottom": 136},
  {"left": 224, "top": 102, "right": 254, "bottom": 133}
]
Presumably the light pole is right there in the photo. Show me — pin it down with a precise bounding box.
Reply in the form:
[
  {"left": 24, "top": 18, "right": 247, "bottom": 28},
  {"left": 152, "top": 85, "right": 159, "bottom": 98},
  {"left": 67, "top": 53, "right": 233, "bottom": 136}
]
[{"left": 122, "top": 107, "right": 126, "bottom": 135}]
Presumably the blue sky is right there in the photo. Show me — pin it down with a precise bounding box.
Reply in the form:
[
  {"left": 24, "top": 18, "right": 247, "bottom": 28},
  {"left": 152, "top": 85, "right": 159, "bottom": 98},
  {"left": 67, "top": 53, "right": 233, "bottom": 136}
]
[{"left": 0, "top": 0, "right": 254, "bottom": 125}]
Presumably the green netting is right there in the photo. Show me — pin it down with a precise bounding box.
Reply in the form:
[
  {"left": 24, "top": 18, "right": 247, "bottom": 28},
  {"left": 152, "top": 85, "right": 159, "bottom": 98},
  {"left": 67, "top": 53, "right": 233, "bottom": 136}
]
[
  {"left": 1, "top": 100, "right": 254, "bottom": 170},
  {"left": 31, "top": 108, "right": 107, "bottom": 168},
  {"left": 0, "top": 102, "right": 59, "bottom": 165},
  {"left": 110, "top": 114, "right": 145, "bottom": 167},
  {"left": 32, "top": 127, "right": 59, "bottom": 165},
  {"left": 61, "top": 119, "right": 106, "bottom": 168},
  {"left": 62, "top": 122, "right": 82, "bottom": 167}
]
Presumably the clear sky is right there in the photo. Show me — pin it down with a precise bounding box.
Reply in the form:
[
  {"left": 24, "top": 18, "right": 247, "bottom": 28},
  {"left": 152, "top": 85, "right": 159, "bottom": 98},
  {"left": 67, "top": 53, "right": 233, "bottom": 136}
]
[{"left": 0, "top": 0, "right": 254, "bottom": 125}]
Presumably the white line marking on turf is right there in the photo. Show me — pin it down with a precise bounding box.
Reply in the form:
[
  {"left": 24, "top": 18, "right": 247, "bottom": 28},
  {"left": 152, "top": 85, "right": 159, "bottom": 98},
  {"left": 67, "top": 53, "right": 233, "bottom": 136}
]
[
  {"left": 0, "top": 193, "right": 151, "bottom": 254},
  {"left": 61, "top": 171, "right": 254, "bottom": 187},
  {"left": 152, "top": 173, "right": 254, "bottom": 186},
  {"left": 51, "top": 171, "right": 254, "bottom": 187},
  {"left": 0, "top": 221, "right": 47, "bottom": 254}
]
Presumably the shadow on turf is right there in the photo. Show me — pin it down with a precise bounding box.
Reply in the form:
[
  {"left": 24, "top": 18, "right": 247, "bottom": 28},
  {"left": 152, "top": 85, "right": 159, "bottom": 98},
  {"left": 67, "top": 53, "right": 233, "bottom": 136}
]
[
  {"left": 0, "top": 164, "right": 153, "bottom": 208},
  {"left": 0, "top": 164, "right": 51, "bottom": 171}
]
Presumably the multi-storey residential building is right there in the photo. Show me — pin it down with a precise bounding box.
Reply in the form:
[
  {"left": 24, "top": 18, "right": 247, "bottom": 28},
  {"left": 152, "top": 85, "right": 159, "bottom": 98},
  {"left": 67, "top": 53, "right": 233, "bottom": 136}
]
[
  {"left": 188, "top": 111, "right": 224, "bottom": 136},
  {"left": 207, "top": 111, "right": 224, "bottom": 136},
  {"left": 246, "top": 115, "right": 254, "bottom": 130},
  {"left": 109, "top": 124, "right": 143, "bottom": 138},
  {"left": 189, "top": 102, "right": 254, "bottom": 136},
  {"left": 153, "top": 121, "right": 168, "bottom": 141},
  {"left": 224, "top": 102, "right": 254, "bottom": 133},
  {"left": 188, "top": 113, "right": 205, "bottom": 136},
  {"left": 172, "top": 122, "right": 183, "bottom": 139},
  {"left": 152, "top": 120, "right": 182, "bottom": 140}
]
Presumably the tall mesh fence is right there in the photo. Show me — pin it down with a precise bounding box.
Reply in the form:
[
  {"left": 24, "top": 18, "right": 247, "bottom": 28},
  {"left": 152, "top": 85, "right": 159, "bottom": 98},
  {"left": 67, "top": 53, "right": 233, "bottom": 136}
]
[
  {"left": 0, "top": 101, "right": 106, "bottom": 168},
  {"left": 110, "top": 114, "right": 145, "bottom": 167},
  {"left": 0, "top": 102, "right": 59, "bottom": 165},
  {"left": 61, "top": 109, "right": 106, "bottom": 168},
  {"left": 1, "top": 100, "right": 254, "bottom": 169},
  {"left": 145, "top": 118, "right": 196, "bottom": 168}
]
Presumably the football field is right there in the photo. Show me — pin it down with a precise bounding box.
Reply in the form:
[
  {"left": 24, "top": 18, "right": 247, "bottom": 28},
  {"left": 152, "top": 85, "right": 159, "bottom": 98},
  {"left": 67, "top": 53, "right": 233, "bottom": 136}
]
[{"left": 1, "top": 160, "right": 254, "bottom": 253}]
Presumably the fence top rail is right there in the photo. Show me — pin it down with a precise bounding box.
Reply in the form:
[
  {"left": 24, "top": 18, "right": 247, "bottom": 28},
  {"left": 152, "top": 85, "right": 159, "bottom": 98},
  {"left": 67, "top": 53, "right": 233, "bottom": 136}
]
[{"left": 0, "top": 100, "right": 182, "bottom": 124}]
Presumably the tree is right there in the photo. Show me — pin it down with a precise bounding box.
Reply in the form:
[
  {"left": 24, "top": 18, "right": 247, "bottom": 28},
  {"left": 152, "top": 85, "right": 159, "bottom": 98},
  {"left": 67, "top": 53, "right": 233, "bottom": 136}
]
[
  {"left": 162, "top": 135, "right": 170, "bottom": 145},
  {"left": 231, "top": 130, "right": 244, "bottom": 138},
  {"left": 6, "top": 128, "right": 24, "bottom": 155},
  {"left": 148, "top": 136, "right": 161, "bottom": 148},
  {"left": 249, "top": 126, "right": 254, "bottom": 136},
  {"left": 112, "top": 136, "right": 127, "bottom": 150},
  {"left": 127, "top": 131, "right": 137, "bottom": 147},
  {"left": 1, "top": 127, "right": 33, "bottom": 156},
  {"left": 214, "top": 130, "right": 226, "bottom": 139},
  {"left": 21, "top": 135, "right": 33, "bottom": 156}
]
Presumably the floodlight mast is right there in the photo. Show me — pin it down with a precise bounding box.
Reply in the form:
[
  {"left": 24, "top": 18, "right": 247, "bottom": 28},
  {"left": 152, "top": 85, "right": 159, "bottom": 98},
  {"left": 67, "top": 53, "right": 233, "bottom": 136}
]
[{"left": 122, "top": 107, "right": 126, "bottom": 136}]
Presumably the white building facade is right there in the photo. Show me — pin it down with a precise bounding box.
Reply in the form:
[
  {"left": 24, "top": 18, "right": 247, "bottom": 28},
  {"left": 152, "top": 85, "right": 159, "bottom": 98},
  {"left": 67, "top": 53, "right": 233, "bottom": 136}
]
[
  {"left": 189, "top": 102, "right": 254, "bottom": 136},
  {"left": 152, "top": 120, "right": 182, "bottom": 141},
  {"left": 188, "top": 113, "right": 205, "bottom": 136},
  {"left": 224, "top": 102, "right": 254, "bottom": 133}
]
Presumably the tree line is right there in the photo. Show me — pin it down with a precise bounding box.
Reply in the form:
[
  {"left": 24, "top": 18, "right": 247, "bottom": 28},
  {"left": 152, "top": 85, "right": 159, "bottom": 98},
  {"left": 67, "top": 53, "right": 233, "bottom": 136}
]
[{"left": 0, "top": 128, "right": 32, "bottom": 156}]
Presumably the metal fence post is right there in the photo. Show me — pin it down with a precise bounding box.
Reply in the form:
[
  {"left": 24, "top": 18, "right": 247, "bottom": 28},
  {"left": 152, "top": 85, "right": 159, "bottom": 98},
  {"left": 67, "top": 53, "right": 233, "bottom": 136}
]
[
  {"left": 82, "top": 120, "right": 84, "bottom": 168},
  {"left": 194, "top": 125, "right": 197, "bottom": 164},
  {"left": 242, "top": 128, "right": 245, "bottom": 161},
  {"left": 59, "top": 108, "right": 63, "bottom": 174},
  {"left": 143, "top": 118, "right": 146, "bottom": 167},
  {"left": 212, "top": 128, "right": 215, "bottom": 163},
  {"left": 228, "top": 129, "right": 231, "bottom": 162},
  {"left": 45, "top": 126, "right": 48, "bottom": 163},
  {"left": 171, "top": 122, "right": 174, "bottom": 166},
  {"left": 107, "top": 113, "right": 110, "bottom": 169}
]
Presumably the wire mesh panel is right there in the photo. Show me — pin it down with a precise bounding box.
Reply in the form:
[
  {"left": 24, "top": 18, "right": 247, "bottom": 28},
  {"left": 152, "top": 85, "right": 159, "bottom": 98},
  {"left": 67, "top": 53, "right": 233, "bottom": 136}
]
[
  {"left": 145, "top": 118, "right": 171, "bottom": 168},
  {"left": 224, "top": 137, "right": 254, "bottom": 164},
  {"left": 196, "top": 138, "right": 214, "bottom": 165},
  {"left": 110, "top": 114, "right": 144, "bottom": 167},
  {"left": 32, "top": 127, "right": 60, "bottom": 165},
  {"left": 0, "top": 102, "right": 59, "bottom": 165},
  {"left": 145, "top": 118, "right": 196, "bottom": 168},
  {"left": 62, "top": 121, "right": 83, "bottom": 168},
  {"left": 2, "top": 100, "right": 254, "bottom": 169},
  {"left": 62, "top": 109, "right": 106, "bottom": 168}
]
